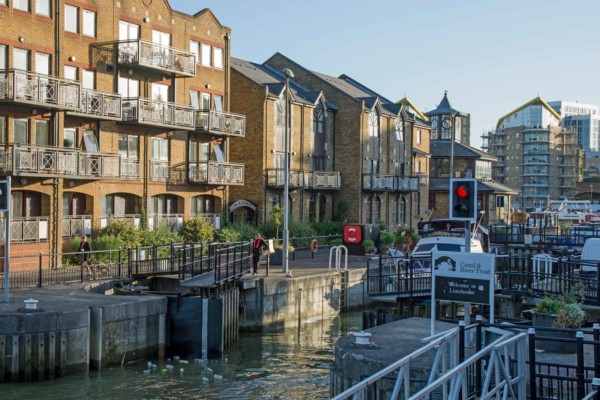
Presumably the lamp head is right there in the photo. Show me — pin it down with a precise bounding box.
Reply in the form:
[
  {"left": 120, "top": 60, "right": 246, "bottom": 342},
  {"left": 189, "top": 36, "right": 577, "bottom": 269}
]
[{"left": 282, "top": 68, "right": 295, "bottom": 79}]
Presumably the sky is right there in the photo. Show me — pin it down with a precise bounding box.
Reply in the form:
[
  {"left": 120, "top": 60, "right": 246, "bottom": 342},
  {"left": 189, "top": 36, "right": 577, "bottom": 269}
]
[{"left": 170, "top": 0, "right": 600, "bottom": 149}]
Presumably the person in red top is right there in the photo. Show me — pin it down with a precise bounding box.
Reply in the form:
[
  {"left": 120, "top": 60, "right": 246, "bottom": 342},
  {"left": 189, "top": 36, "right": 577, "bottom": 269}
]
[{"left": 252, "top": 233, "right": 267, "bottom": 275}]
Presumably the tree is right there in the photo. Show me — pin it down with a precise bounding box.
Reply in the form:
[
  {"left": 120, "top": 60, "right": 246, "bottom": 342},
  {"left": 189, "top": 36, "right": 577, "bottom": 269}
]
[{"left": 271, "top": 205, "right": 284, "bottom": 239}]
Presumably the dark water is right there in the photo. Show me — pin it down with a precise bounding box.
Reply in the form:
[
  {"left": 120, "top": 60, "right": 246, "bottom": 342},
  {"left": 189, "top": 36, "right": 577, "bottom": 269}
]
[{"left": 3, "top": 312, "right": 363, "bottom": 400}]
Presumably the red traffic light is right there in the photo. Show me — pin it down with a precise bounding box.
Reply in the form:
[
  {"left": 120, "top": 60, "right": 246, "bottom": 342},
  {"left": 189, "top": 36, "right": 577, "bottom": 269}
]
[{"left": 455, "top": 186, "right": 468, "bottom": 198}]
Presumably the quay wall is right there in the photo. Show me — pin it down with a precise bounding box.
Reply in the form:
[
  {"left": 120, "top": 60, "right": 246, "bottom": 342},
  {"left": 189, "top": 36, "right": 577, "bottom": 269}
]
[{"left": 240, "top": 268, "right": 372, "bottom": 330}]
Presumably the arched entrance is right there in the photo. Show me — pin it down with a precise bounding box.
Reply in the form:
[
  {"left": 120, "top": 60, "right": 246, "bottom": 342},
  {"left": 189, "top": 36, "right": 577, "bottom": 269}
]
[{"left": 229, "top": 199, "right": 256, "bottom": 225}]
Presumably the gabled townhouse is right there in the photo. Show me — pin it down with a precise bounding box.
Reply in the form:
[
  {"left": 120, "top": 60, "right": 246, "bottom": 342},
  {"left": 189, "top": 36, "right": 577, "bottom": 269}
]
[
  {"left": 0, "top": 0, "right": 245, "bottom": 268},
  {"left": 228, "top": 58, "right": 340, "bottom": 224},
  {"left": 265, "top": 53, "right": 429, "bottom": 229}
]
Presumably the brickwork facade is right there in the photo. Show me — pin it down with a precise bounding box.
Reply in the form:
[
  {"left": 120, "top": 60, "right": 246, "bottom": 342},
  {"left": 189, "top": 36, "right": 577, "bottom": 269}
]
[{"left": 0, "top": 0, "right": 242, "bottom": 269}]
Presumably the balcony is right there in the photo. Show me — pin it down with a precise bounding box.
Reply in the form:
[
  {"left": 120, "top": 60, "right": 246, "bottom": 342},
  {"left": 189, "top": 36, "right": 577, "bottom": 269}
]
[
  {"left": 0, "top": 217, "right": 49, "bottom": 243},
  {"left": 100, "top": 214, "right": 142, "bottom": 229},
  {"left": 149, "top": 214, "right": 183, "bottom": 230},
  {"left": 362, "top": 174, "right": 419, "bottom": 192},
  {"left": 311, "top": 171, "right": 341, "bottom": 190},
  {"left": 196, "top": 110, "right": 246, "bottom": 137},
  {"left": 265, "top": 169, "right": 342, "bottom": 190},
  {"left": 68, "top": 88, "right": 122, "bottom": 121},
  {"left": 397, "top": 176, "right": 420, "bottom": 191},
  {"left": 62, "top": 216, "right": 92, "bottom": 238},
  {"left": 150, "top": 160, "right": 170, "bottom": 182},
  {"left": 118, "top": 39, "right": 196, "bottom": 77},
  {"left": 122, "top": 98, "right": 196, "bottom": 130},
  {"left": 0, "top": 144, "right": 136, "bottom": 180},
  {"left": 169, "top": 161, "right": 244, "bottom": 186},
  {"left": 0, "top": 69, "right": 80, "bottom": 110}
]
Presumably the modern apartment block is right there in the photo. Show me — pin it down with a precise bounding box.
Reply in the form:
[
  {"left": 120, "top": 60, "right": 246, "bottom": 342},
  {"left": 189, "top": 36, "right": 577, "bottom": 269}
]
[
  {"left": 264, "top": 53, "right": 429, "bottom": 228},
  {"left": 229, "top": 58, "right": 340, "bottom": 224},
  {"left": 548, "top": 100, "right": 600, "bottom": 175},
  {"left": 0, "top": 0, "right": 244, "bottom": 267},
  {"left": 483, "top": 97, "right": 580, "bottom": 210},
  {"left": 426, "top": 92, "right": 516, "bottom": 225}
]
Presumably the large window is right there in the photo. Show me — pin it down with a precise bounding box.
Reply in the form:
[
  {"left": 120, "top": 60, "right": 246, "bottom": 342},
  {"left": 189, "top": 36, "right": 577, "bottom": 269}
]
[
  {"left": 0, "top": 45, "right": 5, "bottom": 70},
  {"left": 64, "top": 128, "right": 76, "bottom": 148},
  {"left": 367, "top": 110, "right": 380, "bottom": 160},
  {"left": 151, "top": 83, "right": 169, "bottom": 102},
  {"left": 12, "top": 191, "right": 42, "bottom": 218},
  {"left": 201, "top": 44, "right": 211, "bottom": 67},
  {"left": 189, "top": 40, "right": 200, "bottom": 63},
  {"left": 191, "top": 195, "right": 216, "bottom": 215},
  {"left": 13, "top": 119, "right": 28, "bottom": 144},
  {"left": 82, "top": 130, "right": 98, "bottom": 152},
  {"left": 35, "top": 0, "right": 49, "bottom": 16},
  {"left": 14, "top": 0, "right": 29, "bottom": 12},
  {"left": 65, "top": 5, "right": 78, "bottom": 33},
  {"left": 0, "top": 116, "right": 6, "bottom": 144},
  {"left": 82, "top": 10, "right": 96, "bottom": 37},
  {"left": 213, "top": 48, "right": 223, "bottom": 69},
  {"left": 189, "top": 90, "right": 200, "bottom": 109},
  {"left": 365, "top": 195, "right": 381, "bottom": 224},
  {"left": 395, "top": 118, "right": 404, "bottom": 142},
  {"left": 152, "top": 138, "right": 168, "bottom": 161},
  {"left": 118, "top": 74, "right": 139, "bottom": 98},
  {"left": 213, "top": 95, "right": 223, "bottom": 111},
  {"left": 35, "top": 120, "right": 49, "bottom": 146},
  {"left": 118, "top": 134, "right": 138, "bottom": 159},
  {"left": 35, "top": 53, "right": 50, "bottom": 75},
  {"left": 312, "top": 103, "right": 325, "bottom": 170},
  {"left": 64, "top": 65, "right": 77, "bottom": 81},
  {"left": 152, "top": 30, "right": 171, "bottom": 46},
  {"left": 119, "top": 20, "right": 139, "bottom": 40},
  {"left": 13, "top": 48, "right": 29, "bottom": 71}
]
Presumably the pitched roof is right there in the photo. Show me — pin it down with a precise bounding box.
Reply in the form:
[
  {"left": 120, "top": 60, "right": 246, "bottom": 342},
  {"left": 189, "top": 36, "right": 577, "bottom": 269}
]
[
  {"left": 232, "top": 58, "right": 325, "bottom": 106},
  {"left": 496, "top": 96, "right": 562, "bottom": 129},
  {"left": 412, "top": 147, "right": 430, "bottom": 157},
  {"left": 338, "top": 74, "right": 394, "bottom": 104},
  {"left": 382, "top": 103, "right": 403, "bottom": 115},
  {"left": 425, "top": 91, "right": 462, "bottom": 117},
  {"left": 396, "top": 97, "right": 428, "bottom": 122},
  {"left": 429, "top": 141, "right": 497, "bottom": 161}
]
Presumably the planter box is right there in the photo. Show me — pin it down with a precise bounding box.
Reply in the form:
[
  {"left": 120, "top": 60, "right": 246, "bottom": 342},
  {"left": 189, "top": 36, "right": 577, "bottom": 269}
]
[
  {"left": 532, "top": 313, "right": 577, "bottom": 354},
  {"left": 270, "top": 249, "right": 283, "bottom": 265}
]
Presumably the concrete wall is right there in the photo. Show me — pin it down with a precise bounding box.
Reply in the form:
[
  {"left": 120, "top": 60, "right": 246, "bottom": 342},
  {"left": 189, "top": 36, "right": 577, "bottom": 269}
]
[{"left": 240, "top": 268, "right": 371, "bottom": 330}]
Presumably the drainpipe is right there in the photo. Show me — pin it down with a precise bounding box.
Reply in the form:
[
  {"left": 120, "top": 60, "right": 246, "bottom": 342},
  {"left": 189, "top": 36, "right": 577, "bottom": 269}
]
[
  {"left": 300, "top": 104, "right": 304, "bottom": 221},
  {"left": 262, "top": 88, "right": 268, "bottom": 225},
  {"left": 51, "top": 0, "right": 62, "bottom": 267},
  {"left": 223, "top": 33, "right": 230, "bottom": 221}
]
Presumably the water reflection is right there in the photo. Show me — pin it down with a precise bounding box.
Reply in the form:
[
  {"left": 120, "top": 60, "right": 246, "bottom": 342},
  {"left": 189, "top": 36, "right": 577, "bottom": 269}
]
[{"left": 3, "top": 312, "right": 363, "bottom": 400}]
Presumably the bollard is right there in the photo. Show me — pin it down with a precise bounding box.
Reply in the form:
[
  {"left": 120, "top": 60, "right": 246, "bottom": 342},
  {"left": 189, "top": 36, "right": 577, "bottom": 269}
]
[{"left": 38, "top": 252, "right": 43, "bottom": 288}]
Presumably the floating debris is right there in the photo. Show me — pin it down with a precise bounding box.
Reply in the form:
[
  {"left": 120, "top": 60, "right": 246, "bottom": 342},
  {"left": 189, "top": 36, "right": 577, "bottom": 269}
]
[
  {"left": 180, "top": 360, "right": 189, "bottom": 365},
  {"left": 214, "top": 374, "right": 223, "bottom": 381},
  {"left": 194, "top": 358, "right": 206, "bottom": 365},
  {"left": 143, "top": 369, "right": 151, "bottom": 376},
  {"left": 180, "top": 368, "right": 184, "bottom": 375},
  {"left": 201, "top": 377, "right": 209, "bottom": 384},
  {"left": 173, "top": 356, "right": 180, "bottom": 362},
  {"left": 165, "top": 365, "right": 174, "bottom": 372}
]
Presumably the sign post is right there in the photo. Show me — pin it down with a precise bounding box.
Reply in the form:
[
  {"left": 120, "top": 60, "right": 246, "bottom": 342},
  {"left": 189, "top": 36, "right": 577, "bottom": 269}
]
[{"left": 431, "top": 251, "right": 495, "bottom": 335}]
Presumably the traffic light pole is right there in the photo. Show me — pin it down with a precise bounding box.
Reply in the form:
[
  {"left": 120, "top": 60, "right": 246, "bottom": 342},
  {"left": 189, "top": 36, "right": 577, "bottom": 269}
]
[{"left": 464, "top": 220, "right": 471, "bottom": 345}]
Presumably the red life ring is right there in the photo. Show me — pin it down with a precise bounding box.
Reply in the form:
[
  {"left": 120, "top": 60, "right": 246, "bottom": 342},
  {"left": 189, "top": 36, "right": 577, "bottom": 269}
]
[{"left": 310, "top": 239, "right": 319, "bottom": 253}]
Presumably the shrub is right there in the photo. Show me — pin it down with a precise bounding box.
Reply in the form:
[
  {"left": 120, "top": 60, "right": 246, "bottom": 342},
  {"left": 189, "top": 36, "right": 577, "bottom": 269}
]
[
  {"left": 334, "top": 200, "right": 348, "bottom": 222},
  {"left": 99, "top": 220, "right": 141, "bottom": 248},
  {"left": 227, "top": 222, "right": 258, "bottom": 241},
  {"left": 181, "top": 217, "right": 215, "bottom": 243},
  {"left": 141, "top": 226, "right": 183, "bottom": 247},
  {"left": 381, "top": 232, "right": 396, "bottom": 247},
  {"left": 376, "top": 219, "right": 387, "bottom": 231},
  {"left": 311, "top": 220, "right": 344, "bottom": 236},
  {"left": 258, "top": 221, "right": 277, "bottom": 239},
  {"left": 534, "top": 290, "right": 586, "bottom": 329},
  {"left": 215, "top": 227, "right": 241, "bottom": 243},
  {"left": 330, "top": 238, "right": 343, "bottom": 246}
]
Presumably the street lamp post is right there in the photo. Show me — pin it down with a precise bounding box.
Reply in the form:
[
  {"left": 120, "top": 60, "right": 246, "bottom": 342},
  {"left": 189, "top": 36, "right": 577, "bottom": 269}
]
[
  {"left": 282, "top": 68, "right": 294, "bottom": 276},
  {"left": 591, "top": 184, "right": 593, "bottom": 202}
]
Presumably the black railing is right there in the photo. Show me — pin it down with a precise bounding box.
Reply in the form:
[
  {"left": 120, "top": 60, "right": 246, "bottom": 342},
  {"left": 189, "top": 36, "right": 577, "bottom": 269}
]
[
  {"left": 490, "top": 224, "right": 600, "bottom": 249},
  {"left": 0, "top": 241, "right": 253, "bottom": 290}
]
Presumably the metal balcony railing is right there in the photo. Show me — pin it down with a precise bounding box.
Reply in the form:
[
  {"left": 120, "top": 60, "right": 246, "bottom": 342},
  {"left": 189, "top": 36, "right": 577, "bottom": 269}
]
[
  {"left": 169, "top": 161, "right": 244, "bottom": 186},
  {"left": 266, "top": 169, "right": 309, "bottom": 189},
  {"left": 311, "top": 171, "right": 341, "bottom": 190},
  {"left": 62, "top": 216, "right": 92, "bottom": 238},
  {"left": 69, "top": 88, "right": 122, "bottom": 120},
  {"left": 118, "top": 39, "right": 196, "bottom": 77},
  {"left": 0, "top": 69, "right": 80, "bottom": 110},
  {"left": 362, "top": 174, "right": 419, "bottom": 192},
  {"left": 122, "top": 98, "right": 195, "bottom": 130},
  {"left": 196, "top": 110, "right": 246, "bottom": 137},
  {"left": 100, "top": 214, "right": 142, "bottom": 229},
  {"left": 0, "top": 217, "right": 50, "bottom": 243},
  {"left": 0, "top": 144, "right": 127, "bottom": 180},
  {"left": 150, "top": 214, "right": 183, "bottom": 230},
  {"left": 120, "top": 158, "right": 141, "bottom": 180},
  {"left": 150, "top": 160, "right": 170, "bottom": 182}
]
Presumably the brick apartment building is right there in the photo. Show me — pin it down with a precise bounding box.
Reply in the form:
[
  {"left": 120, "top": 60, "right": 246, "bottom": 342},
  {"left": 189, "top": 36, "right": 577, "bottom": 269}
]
[
  {"left": 229, "top": 58, "right": 340, "bottom": 225},
  {"left": 264, "top": 53, "right": 429, "bottom": 229},
  {"left": 0, "top": 0, "right": 245, "bottom": 268}
]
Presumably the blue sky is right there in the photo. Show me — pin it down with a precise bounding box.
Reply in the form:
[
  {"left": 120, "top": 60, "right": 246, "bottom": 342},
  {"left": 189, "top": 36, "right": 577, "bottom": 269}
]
[{"left": 170, "top": 0, "right": 600, "bottom": 149}]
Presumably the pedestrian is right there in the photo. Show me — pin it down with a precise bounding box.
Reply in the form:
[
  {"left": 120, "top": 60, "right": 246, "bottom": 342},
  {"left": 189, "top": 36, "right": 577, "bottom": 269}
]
[
  {"left": 417, "top": 218, "right": 425, "bottom": 233},
  {"left": 252, "top": 233, "right": 267, "bottom": 275},
  {"left": 79, "top": 235, "right": 93, "bottom": 278}
]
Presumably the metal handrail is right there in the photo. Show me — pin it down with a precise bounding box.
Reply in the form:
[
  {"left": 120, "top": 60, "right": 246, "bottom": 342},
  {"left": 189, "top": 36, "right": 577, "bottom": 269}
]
[{"left": 196, "top": 110, "right": 246, "bottom": 137}]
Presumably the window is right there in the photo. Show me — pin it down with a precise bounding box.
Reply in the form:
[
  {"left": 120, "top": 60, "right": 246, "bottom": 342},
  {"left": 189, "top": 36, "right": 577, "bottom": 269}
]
[
  {"left": 152, "top": 30, "right": 171, "bottom": 46},
  {"left": 82, "top": 130, "right": 98, "bottom": 152},
  {"left": 64, "top": 65, "right": 77, "bottom": 81},
  {"left": 213, "top": 95, "right": 223, "bottom": 111},
  {"left": 35, "top": 120, "right": 49, "bottom": 146},
  {"left": 119, "top": 20, "right": 139, "bottom": 40},
  {"left": 213, "top": 48, "right": 223, "bottom": 69},
  {"left": 0, "top": 45, "right": 6, "bottom": 71},
  {"left": 416, "top": 130, "right": 422, "bottom": 144},
  {"left": 395, "top": 118, "right": 404, "bottom": 141},
  {"left": 189, "top": 141, "right": 209, "bottom": 162},
  {"left": 82, "top": 10, "right": 96, "bottom": 37},
  {"left": 119, "top": 134, "right": 138, "bottom": 158},
  {"left": 189, "top": 40, "right": 200, "bottom": 63},
  {"left": 152, "top": 138, "right": 168, "bottom": 161},
  {"left": 118, "top": 74, "right": 139, "bottom": 97},
  {"left": 64, "top": 128, "right": 76, "bottom": 148},
  {"left": 191, "top": 195, "right": 216, "bottom": 215},
  {"left": 0, "top": 0, "right": 6, "bottom": 6},
  {"left": 201, "top": 93, "right": 210, "bottom": 111},
  {"left": 189, "top": 90, "right": 200, "bottom": 109},
  {"left": 12, "top": 191, "right": 42, "bottom": 218},
  {"left": 35, "top": 53, "right": 50, "bottom": 75},
  {"left": 0, "top": 116, "right": 6, "bottom": 144},
  {"left": 13, "top": 119, "right": 28, "bottom": 144},
  {"left": 14, "top": 0, "right": 29, "bottom": 12},
  {"left": 65, "top": 5, "right": 78, "bottom": 33},
  {"left": 201, "top": 44, "right": 211, "bottom": 67},
  {"left": 13, "top": 48, "right": 29, "bottom": 71},
  {"left": 151, "top": 83, "right": 169, "bottom": 102},
  {"left": 82, "top": 69, "right": 95, "bottom": 89},
  {"left": 312, "top": 102, "right": 326, "bottom": 169},
  {"left": 35, "top": 0, "right": 49, "bottom": 16}
]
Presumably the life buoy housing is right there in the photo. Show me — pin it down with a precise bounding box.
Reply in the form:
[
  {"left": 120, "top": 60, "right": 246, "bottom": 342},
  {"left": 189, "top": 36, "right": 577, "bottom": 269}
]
[{"left": 310, "top": 239, "right": 319, "bottom": 253}]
